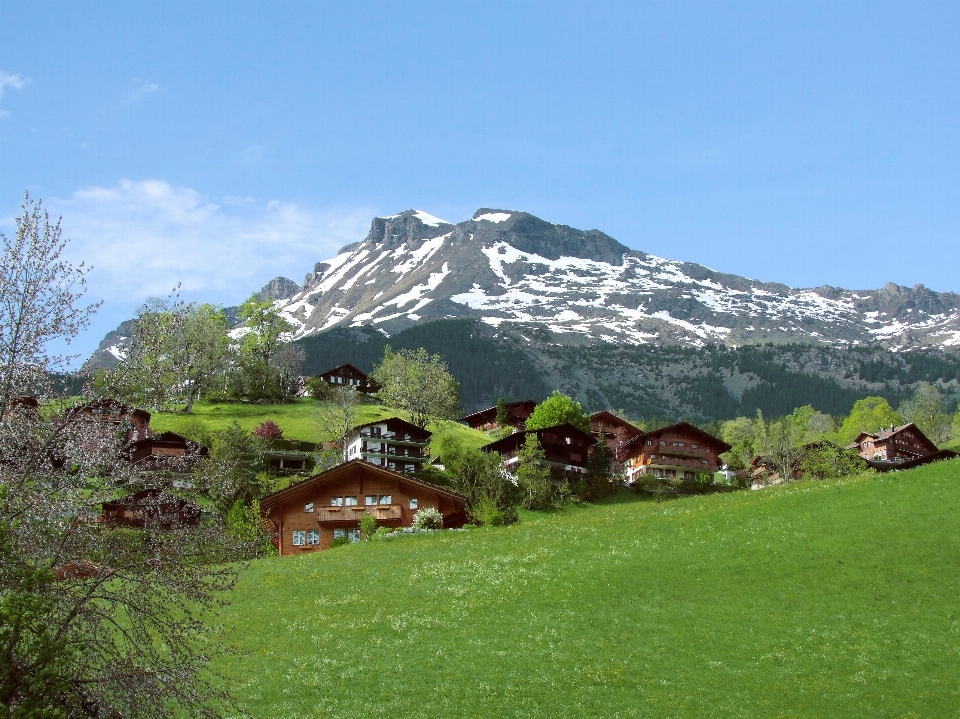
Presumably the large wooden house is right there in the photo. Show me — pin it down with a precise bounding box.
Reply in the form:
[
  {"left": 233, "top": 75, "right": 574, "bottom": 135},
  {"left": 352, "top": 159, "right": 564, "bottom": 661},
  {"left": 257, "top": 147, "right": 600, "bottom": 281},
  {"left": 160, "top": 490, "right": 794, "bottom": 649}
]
[
  {"left": 101, "top": 489, "right": 201, "bottom": 529},
  {"left": 480, "top": 423, "right": 597, "bottom": 475},
  {"left": 459, "top": 400, "right": 537, "bottom": 432},
  {"left": 847, "top": 423, "right": 957, "bottom": 471},
  {"left": 589, "top": 411, "right": 643, "bottom": 453},
  {"left": 346, "top": 418, "right": 432, "bottom": 473},
  {"left": 126, "top": 431, "right": 207, "bottom": 472},
  {"left": 311, "top": 363, "right": 380, "bottom": 394},
  {"left": 260, "top": 459, "right": 468, "bottom": 554},
  {"left": 618, "top": 422, "right": 731, "bottom": 484}
]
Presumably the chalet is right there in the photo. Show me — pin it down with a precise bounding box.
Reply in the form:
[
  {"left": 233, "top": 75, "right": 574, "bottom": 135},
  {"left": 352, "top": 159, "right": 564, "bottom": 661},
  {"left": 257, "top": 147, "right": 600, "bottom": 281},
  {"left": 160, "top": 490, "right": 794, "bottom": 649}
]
[
  {"left": 619, "top": 422, "right": 731, "bottom": 485},
  {"left": 459, "top": 400, "right": 537, "bottom": 432},
  {"left": 589, "top": 411, "right": 642, "bottom": 453},
  {"left": 847, "top": 423, "right": 957, "bottom": 471},
  {"left": 126, "top": 431, "right": 208, "bottom": 474},
  {"left": 312, "top": 364, "right": 380, "bottom": 394},
  {"left": 67, "top": 398, "right": 153, "bottom": 442},
  {"left": 101, "top": 489, "right": 201, "bottom": 529},
  {"left": 346, "top": 417, "right": 432, "bottom": 473},
  {"left": 259, "top": 459, "right": 468, "bottom": 554},
  {"left": 480, "top": 423, "right": 597, "bottom": 475},
  {"left": 1, "top": 395, "right": 39, "bottom": 420}
]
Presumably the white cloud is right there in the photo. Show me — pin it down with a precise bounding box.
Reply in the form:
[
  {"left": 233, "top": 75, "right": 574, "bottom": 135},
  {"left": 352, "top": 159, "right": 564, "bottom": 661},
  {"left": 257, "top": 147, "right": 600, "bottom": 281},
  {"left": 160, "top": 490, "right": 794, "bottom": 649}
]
[
  {"left": 125, "top": 81, "right": 159, "bottom": 104},
  {"left": 48, "top": 179, "right": 372, "bottom": 304},
  {"left": 0, "top": 70, "right": 28, "bottom": 117}
]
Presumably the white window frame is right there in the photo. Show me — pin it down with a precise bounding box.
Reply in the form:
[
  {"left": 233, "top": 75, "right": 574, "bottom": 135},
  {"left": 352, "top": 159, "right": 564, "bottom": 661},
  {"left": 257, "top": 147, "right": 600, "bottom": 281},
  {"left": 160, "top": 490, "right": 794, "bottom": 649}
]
[
  {"left": 305, "top": 502, "right": 314, "bottom": 512},
  {"left": 292, "top": 530, "right": 306, "bottom": 546},
  {"left": 307, "top": 530, "right": 320, "bottom": 545},
  {"left": 409, "top": 498, "right": 418, "bottom": 509},
  {"left": 347, "top": 529, "right": 361, "bottom": 543},
  {"left": 345, "top": 496, "right": 358, "bottom": 507},
  {"left": 379, "top": 495, "right": 392, "bottom": 505},
  {"left": 365, "top": 495, "right": 377, "bottom": 506},
  {"left": 330, "top": 496, "right": 344, "bottom": 507}
]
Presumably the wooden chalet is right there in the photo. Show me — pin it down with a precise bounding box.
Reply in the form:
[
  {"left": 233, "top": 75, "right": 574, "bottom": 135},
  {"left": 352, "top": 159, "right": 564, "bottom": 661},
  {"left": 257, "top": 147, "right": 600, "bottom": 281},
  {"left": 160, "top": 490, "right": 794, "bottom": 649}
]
[
  {"left": 313, "top": 363, "right": 380, "bottom": 394},
  {"left": 346, "top": 417, "right": 432, "bottom": 473},
  {"left": 101, "top": 489, "right": 201, "bottom": 529},
  {"left": 589, "top": 411, "right": 642, "bottom": 453},
  {"left": 67, "top": 398, "right": 153, "bottom": 442},
  {"left": 260, "top": 459, "right": 468, "bottom": 554},
  {"left": 847, "top": 423, "right": 957, "bottom": 471},
  {"left": 1, "top": 395, "right": 39, "bottom": 420},
  {"left": 459, "top": 399, "right": 537, "bottom": 432},
  {"left": 126, "top": 431, "right": 208, "bottom": 473},
  {"left": 480, "top": 423, "right": 597, "bottom": 475},
  {"left": 619, "top": 422, "right": 731, "bottom": 484}
]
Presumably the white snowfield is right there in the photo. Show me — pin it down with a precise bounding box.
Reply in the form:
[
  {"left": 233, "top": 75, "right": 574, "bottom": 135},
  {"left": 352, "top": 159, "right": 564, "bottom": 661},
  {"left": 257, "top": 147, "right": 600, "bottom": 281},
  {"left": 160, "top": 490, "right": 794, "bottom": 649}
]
[{"left": 269, "top": 217, "right": 959, "bottom": 349}]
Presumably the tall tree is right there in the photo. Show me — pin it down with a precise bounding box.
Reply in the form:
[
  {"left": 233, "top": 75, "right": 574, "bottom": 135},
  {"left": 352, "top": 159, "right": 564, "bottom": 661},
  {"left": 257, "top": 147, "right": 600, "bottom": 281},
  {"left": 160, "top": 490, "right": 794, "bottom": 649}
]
[
  {"left": 0, "top": 195, "right": 99, "bottom": 418},
  {"left": 837, "top": 397, "right": 903, "bottom": 446},
  {"left": 524, "top": 391, "right": 590, "bottom": 432},
  {"left": 314, "top": 385, "right": 361, "bottom": 461},
  {"left": 237, "top": 294, "right": 293, "bottom": 401},
  {"left": 179, "top": 304, "right": 231, "bottom": 412},
  {"left": 899, "top": 382, "right": 953, "bottom": 445},
  {"left": 370, "top": 347, "right": 460, "bottom": 428},
  {"left": 515, "top": 433, "right": 559, "bottom": 510}
]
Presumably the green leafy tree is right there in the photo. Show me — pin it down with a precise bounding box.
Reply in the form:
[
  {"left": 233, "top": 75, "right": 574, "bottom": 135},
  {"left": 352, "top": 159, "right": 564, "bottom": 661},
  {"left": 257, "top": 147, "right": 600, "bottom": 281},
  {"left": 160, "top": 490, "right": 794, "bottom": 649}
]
[
  {"left": 359, "top": 512, "right": 378, "bottom": 540},
  {"left": 179, "top": 303, "right": 231, "bottom": 412},
  {"left": 236, "top": 294, "right": 294, "bottom": 401},
  {"left": 442, "top": 439, "right": 519, "bottom": 524},
  {"left": 837, "top": 397, "right": 904, "bottom": 446},
  {"left": 516, "top": 433, "right": 563, "bottom": 510},
  {"left": 524, "top": 391, "right": 590, "bottom": 432},
  {"left": 313, "top": 385, "right": 361, "bottom": 461},
  {"left": 199, "top": 422, "right": 274, "bottom": 516},
  {"left": 577, "top": 435, "right": 615, "bottom": 501},
  {"left": 720, "top": 415, "right": 757, "bottom": 470},
  {"left": 370, "top": 347, "right": 461, "bottom": 428},
  {"left": 799, "top": 443, "right": 869, "bottom": 480},
  {"left": 899, "top": 382, "right": 953, "bottom": 445}
]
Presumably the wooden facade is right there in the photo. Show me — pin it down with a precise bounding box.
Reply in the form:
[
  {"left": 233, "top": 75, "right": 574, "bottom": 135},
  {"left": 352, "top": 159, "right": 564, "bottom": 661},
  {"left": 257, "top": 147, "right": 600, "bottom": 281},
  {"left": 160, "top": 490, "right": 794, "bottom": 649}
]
[
  {"left": 346, "top": 417, "right": 432, "bottom": 473},
  {"left": 126, "top": 431, "right": 208, "bottom": 473},
  {"left": 589, "top": 411, "right": 642, "bottom": 453},
  {"left": 260, "top": 460, "right": 468, "bottom": 555},
  {"left": 619, "top": 422, "right": 731, "bottom": 484},
  {"left": 459, "top": 400, "right": 537, "bottom": 432},
  {"left": 101, "top": 489, "right": 201, "bottom": 529},
  {"left": 312, "top": 363, "right": 380, "bottom": 394},
  {"left": 480, "top": 423, "right": 597, "bottom": 474}
]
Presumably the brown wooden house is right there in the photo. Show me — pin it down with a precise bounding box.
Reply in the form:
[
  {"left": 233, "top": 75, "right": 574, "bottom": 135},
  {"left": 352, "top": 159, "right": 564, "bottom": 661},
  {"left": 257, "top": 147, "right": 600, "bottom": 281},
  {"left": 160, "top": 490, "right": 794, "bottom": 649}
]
[
  {"left": 125, "top": 431, "right": 208, "bottom": 473},
  {"left": 480, "top": 423, "right": 597, "bottom": 475},
  {"left": 847, "top": 423, "right": 957, "bottom": 471},
  {"left": 101, "top": 489, "right": 201, "bottom": 529},
  {"left": 459, "top": 400, "right": 537, "bottom": 432},
  {"left": 312, "top": 364, "right": 380, "bottom": 394},
  {"left": 619, "top": 422, "right": 731, "bottom": 484},
  {"left": 589, "top": 411, "right": 643, "bottom": 453},
  {"left": 259, "top": 459, "right": 468, "bottom": 554}
]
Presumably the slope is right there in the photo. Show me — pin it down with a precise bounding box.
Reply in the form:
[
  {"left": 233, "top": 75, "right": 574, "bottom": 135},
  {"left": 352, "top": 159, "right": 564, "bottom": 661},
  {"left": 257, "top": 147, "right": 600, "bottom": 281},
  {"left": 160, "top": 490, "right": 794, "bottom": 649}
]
[{"left": 217, "top": 459, "right": 960, "bottom": 718}]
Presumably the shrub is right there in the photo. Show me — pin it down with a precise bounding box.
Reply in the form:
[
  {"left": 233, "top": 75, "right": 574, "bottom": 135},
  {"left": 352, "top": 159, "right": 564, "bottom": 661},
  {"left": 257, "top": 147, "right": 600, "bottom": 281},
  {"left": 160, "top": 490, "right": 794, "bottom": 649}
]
[
  {"left": 412, "top": 506, "right": 443, "bottom": 530},
  {"left": 329, "top": 536, "right": 350, "bottom": 549},
  {"left": 252, "top": 420, "right": 283, "bottom": 440},
  {"left": 373, "top": 526, "right": 393, "bottom": 538},
  {"left": 359, "top": 512, "right": 378, "bottom": 539}
]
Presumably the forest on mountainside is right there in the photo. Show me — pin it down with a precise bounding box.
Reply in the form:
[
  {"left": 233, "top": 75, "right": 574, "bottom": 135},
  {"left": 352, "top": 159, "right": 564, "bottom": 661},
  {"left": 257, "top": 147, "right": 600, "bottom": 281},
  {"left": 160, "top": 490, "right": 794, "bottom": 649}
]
[{"left": 296, "top": 320, "right": 960, "bottom": 421}]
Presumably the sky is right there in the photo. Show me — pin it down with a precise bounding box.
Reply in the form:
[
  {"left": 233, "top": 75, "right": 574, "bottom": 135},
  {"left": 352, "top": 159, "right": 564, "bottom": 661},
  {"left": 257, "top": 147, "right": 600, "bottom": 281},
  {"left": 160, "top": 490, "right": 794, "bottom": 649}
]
[{"left": 1, "top": 0, "right": 960, "bottom": 362}]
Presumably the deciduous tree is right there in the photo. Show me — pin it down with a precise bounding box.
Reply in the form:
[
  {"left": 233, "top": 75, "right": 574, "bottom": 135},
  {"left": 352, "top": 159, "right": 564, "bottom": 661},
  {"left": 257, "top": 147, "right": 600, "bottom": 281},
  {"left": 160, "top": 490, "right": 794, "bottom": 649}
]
[
  {"left": 524, "top": 391, "right": 590, "bottom": 432},
  {"left": 899, "top": 382, "right": 953, "bottom": 445},
  {"left": 370, "top": 347, "right": 460, "bottom": 428}
]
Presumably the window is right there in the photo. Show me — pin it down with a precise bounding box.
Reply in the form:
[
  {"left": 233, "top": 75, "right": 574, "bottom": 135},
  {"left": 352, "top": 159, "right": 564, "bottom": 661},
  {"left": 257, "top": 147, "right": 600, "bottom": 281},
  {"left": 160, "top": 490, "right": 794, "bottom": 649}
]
[
  {"left": 345, "top": 496, "right": 358, "bottom": 507},
  {"left": 565, "top": 437, "right": 571, "bottom": 445},
  {"left": 347, "top": 529, "right": 361, "bottom": 543},
  {"left": 365, "top": 495, "right": 377, "bottom": 506},
  {"left": 330, "top": 496, "right": 344, "bottom": 507},
  {"left": 307, "top": 530, "right": 319, "bottom": 545},
  {"left": 333, "top": 528, "right": 345, "bottom": 540},
  {"left": 571, "top": 453, "right": 582, "bottom": 462},
  {"left": 292, "top": 530, "right": 306, "bottom": 546},
  {"left": 692, "top": 444, "right": 698, "bottom": 449},
  {"left": 647, "top": 440, "right": 653, "bottom": 446},
  {"left": 304, "top": 502, "right": 314, "bottom": 512},
  {"left": 379, "top": 495, "right": 392, "bottom": 505},
  {"left": 409, "top": 498, "right": 418, "bottom": 509}
]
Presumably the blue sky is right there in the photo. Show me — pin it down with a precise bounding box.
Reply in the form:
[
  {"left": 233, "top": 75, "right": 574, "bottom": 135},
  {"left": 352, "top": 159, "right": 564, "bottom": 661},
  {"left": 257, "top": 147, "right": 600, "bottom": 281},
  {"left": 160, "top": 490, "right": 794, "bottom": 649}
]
[{"left": 1, "top": 0, "right": 959, "bottom": 360}]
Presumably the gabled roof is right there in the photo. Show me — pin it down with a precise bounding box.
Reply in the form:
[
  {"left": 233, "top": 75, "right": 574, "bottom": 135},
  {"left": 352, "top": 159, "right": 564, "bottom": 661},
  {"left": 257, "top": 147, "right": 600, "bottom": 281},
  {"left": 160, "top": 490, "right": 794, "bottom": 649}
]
[
  {"left": 590, "top": 411, "right": 643, "bottom": 437},
  {"left": 317, "top": 363, "right": 369, "bottom": 378},
  {"left": 458, "top": 399, "right": 537, "bottom": 425},
  {"left": 849, "top": 423, "right": 939, "bottom": 453},
  {"left": 259, "top": 458, "right": 467, "bottom": 510},
  {"left": 619, "top": 422, "right": 732, "bottom": 459},
  {"left": 480, "top": 422, "right": 598, "bottom": 455},
  {"left": 351, "top": 416, "right": 431, "bottom": 436}
]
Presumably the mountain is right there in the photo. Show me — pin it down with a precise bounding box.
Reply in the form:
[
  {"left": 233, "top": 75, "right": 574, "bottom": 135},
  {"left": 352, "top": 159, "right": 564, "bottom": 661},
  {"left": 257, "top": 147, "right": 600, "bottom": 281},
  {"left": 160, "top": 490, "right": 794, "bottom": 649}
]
[{"left": 274, "top": 208, "right": 960, "bottom": 350}]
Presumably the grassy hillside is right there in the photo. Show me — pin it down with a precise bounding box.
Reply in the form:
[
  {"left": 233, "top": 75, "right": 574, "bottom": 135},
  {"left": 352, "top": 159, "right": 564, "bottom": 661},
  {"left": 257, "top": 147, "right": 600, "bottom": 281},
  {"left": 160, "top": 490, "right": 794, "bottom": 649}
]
[
  {"left": 149, "top": 399, "right": 491, "bottom": 454},
  {"left": 217, "top": 459, "right": 960, "bottom": 718}
]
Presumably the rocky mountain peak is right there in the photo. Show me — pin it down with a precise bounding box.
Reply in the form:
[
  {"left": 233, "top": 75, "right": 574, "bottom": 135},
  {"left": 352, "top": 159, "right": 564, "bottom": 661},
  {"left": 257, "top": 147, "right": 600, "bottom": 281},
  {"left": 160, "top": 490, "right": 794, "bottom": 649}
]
[
  {"left": 363, "top": 209, "right": 453, "bottom": 250},
  {"left": 256, "top": 277, "right": 302, "bottom": 302}
]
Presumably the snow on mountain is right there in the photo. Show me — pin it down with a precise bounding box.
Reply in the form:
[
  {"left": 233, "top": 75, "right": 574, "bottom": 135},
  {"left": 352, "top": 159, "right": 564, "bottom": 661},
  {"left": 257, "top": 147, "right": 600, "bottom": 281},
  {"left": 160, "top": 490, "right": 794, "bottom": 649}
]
[{"left": 268, "top": 207, "right": 960, "bottom": 350}]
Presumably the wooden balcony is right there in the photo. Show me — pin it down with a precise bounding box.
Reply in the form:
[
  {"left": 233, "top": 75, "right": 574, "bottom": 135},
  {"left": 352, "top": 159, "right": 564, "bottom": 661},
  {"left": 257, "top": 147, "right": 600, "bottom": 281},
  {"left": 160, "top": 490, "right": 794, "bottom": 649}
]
[{"left": 315, "top": 505, "right": 402, "bottom": 523}]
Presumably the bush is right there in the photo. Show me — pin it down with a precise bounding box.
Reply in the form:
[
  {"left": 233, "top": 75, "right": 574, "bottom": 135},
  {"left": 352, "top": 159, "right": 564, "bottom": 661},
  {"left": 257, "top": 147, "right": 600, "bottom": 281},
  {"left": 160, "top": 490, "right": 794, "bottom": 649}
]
[
  {"left": 469, "top": 495, "right": 518, "bottom": 526},
  {"left": 252, "top": 420, "right": 283, "bottom": 440},
  {"left": 359, "top": 512, "right": 378, "bottom": 539},
  {"left": 373, "top": 526, "right": 393, "bottom": 538},
  {"left": 329, "top": 536, "right": 350, "bottom": 549},
  {"left": 412, "top": 506, "right": 443, "bottom": 530}
]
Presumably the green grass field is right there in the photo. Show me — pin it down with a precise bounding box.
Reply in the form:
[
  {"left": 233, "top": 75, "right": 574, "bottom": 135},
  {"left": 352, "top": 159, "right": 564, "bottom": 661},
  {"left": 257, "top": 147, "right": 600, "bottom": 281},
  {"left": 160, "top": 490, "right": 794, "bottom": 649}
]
[
  {"left": 216, "top": 459, "right": 960, "bottom": 718},
  {"left": 149, "top": 399, "right": 492, "bottom": 456}
]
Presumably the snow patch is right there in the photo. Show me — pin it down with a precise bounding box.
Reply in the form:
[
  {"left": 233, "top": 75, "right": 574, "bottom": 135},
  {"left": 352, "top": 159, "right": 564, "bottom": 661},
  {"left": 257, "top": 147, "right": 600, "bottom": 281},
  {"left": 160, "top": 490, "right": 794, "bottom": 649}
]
[{"left": 474, "top": 212, "right": 512, "bottom": 223}]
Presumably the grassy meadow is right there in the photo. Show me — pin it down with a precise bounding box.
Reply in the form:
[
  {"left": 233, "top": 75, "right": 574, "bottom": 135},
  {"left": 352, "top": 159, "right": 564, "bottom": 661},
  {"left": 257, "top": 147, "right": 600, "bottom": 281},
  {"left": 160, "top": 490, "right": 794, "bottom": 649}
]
[
  {"left": 149, "top": 399, "right": 492, "bottom": 455},
  {"left": 216, "top": 459, "right": 960, "bottom": 718}
]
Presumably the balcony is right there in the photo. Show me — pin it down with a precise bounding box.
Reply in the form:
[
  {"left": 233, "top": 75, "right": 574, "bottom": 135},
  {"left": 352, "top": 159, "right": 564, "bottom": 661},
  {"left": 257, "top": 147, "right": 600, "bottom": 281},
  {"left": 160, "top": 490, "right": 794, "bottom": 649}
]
[
  {"left": 640, "top": 456, "right": 717, "bottom": 471},
  {"left": 359, "top": 431, "right": 428, "bottom": 446},
  {"left": 360, "top": 445, "right": 428, "bottom": 459},
  {"left": 315, "top": 505, "right": 402, "bottom": 524}
]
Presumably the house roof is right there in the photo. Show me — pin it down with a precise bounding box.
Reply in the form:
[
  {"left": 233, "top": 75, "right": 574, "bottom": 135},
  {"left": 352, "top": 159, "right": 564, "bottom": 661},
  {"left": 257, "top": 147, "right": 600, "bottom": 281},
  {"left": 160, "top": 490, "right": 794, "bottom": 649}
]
[
  {"left": 317, "top": 363, "right": 369, "bottom": 378},
  {"left": 480, "top": 422, "right": 598, "bottom": 455},
  {"left": 259, "top": 459, "right": 467, "bottom": 510},
  {"left": 849, "top": 423, "right": 939, "bottom": 453},
  {"left": 619, "top": 422, "right": 732, "bottom": 459},
  {"left": 458, "top": 399, "right": 537, "bottom": 425},
  {"left": 589, "top": 411, "right": 643, "bottom": 437},
  {"left": 351, "top": 416, "right": 431, "bottom": 436}
]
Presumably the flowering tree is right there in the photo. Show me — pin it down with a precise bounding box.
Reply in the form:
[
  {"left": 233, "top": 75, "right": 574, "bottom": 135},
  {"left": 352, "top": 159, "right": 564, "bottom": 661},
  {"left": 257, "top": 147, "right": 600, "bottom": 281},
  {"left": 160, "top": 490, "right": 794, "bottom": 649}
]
[
  {"left": 252, "top": 420, "right": 283, "bottom": 440},
  {"left": 0, "top": 196, "right": 253, "bottom": 717}
]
